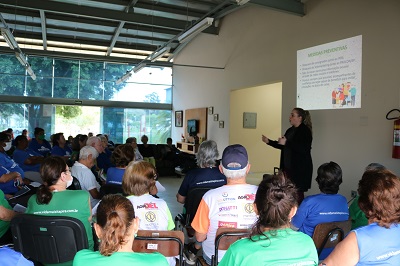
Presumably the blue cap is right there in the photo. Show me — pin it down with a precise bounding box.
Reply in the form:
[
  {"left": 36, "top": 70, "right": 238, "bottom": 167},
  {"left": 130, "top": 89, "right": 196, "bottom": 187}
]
[{"left": 221, "top": 144, "right": 248, "bottom": 170}]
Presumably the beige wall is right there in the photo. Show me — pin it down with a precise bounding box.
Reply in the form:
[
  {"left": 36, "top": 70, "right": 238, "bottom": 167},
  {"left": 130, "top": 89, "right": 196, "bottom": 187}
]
[
  {"left": 230, "top": 82, "right": 282, "bottom": 173},
  {"left": 172, "top": 0, "right": 400, "bottom": 199}
]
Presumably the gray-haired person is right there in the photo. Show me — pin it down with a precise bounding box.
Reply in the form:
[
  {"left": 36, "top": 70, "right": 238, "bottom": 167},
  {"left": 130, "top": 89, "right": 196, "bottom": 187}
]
[{"left": 176, "top": 140, "right": 227, "bottom": 204}]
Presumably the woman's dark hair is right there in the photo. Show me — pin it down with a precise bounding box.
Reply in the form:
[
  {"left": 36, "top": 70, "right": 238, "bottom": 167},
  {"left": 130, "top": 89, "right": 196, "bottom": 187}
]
[
  {"left": 37, "top": 156, "right": 67, "bottom": 204},
  {"left": 315, "top": 161, "right": 342, "bottom": 194},
  {"left": 251, "top": 173, "right": 298, "bottom": 240},
  {"left": 96, "top": 194, "right": 136, "bottom": 256},
  {"left": 14, "top": 135, "right": 27, "bottom": 147},
  {"left": 34, "top": 127, "right": 44, "bottom": 137},
  {"left": 358, "top": 169, "right": 400, "bottom": 228},
  {"left": 111, "top": 144, "right": 135, "bottom": 167},
  {"left": 52, "top": 133, "right": 63, "bottom": 147}
]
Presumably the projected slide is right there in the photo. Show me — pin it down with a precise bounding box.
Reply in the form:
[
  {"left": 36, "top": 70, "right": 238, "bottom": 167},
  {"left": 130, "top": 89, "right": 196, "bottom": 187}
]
[{"left": 297, "top": 35, "right": 362, "bottom": 110}]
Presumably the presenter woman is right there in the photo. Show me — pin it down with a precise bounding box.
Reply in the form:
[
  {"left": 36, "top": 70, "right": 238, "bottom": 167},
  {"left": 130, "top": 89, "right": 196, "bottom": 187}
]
[
  {"left": 219, "top": 174, "right": 318, "bottom": 266},
  {"left": 73, "top": 194, "right": 168, "bottom": 266},
  {"left": 262, "top": 107, "right": 313, "bottom": 203}
]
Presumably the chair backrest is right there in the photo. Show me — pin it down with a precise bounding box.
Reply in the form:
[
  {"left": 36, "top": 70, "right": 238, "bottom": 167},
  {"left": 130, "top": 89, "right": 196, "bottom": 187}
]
[
  {"left": 67, "top": 176, "right": 82, "bottom": 190},
  {"left": 132, "top": 230, "right": 184, "bottom": 266},
  {"left": 100, "top": 183, "right": 124, "bottom": 196},
  {"left": 212, "top": 227, "right": 250, "bottom": 265},
  {"left": 11, "top": 214, "right": 88, "bottom": 264},
  {"left": 312, "top": 219, "right": 352, "bottom": 256},
  {"left": 184, "top": 187, "right": 214, "bottom": 225}
]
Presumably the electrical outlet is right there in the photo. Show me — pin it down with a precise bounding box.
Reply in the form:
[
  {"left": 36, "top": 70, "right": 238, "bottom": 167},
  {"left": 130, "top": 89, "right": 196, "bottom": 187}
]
[{"left": 351, "top": 190, "right": 357, "bottom": 198}]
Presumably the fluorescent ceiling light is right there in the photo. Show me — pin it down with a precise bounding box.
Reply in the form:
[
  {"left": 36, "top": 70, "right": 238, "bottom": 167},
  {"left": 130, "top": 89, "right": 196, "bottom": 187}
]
[
  {"left": 1, "top": 28, "right": 18, "bottom": 50},
  {"left": 115, "top": 71, "right": 132, "bottom": 85},
  {"left": 150, "top": 46, "right": 171, "bottom": 62},
  {"left": 178, "top": 17, "right": 214, "bottom": 43},
  {"left": 236, "top": 0, "right": 250, "bottom": 5},
  {"left": 133, "top": 62, "right": 147, "bottom": 73},
  {"left": 15, "top": 52, "right": 28, "bottom": 66}
]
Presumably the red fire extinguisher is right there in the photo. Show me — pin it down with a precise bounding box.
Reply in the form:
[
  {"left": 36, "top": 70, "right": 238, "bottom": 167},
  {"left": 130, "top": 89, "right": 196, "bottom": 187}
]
[{"left": 386, "top": 109, "right": 400, "bottom": 159}]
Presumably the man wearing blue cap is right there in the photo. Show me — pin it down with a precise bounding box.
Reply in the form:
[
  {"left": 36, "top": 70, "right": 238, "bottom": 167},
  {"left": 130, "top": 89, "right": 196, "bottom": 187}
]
[{"left": 185, "top": 144, "right": 258, "bottom": 265}]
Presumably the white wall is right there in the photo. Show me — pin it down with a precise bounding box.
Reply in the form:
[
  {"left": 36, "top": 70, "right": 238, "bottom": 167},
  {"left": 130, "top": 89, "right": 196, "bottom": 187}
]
[{"left": 172, "top": 0, "right": 400, "bottom": 199}]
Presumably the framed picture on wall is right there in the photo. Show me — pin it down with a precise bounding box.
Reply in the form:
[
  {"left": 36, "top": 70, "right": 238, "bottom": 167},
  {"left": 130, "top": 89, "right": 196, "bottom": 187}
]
[{"left": 175, "top": 110, "right": 183, "bottom": 127}]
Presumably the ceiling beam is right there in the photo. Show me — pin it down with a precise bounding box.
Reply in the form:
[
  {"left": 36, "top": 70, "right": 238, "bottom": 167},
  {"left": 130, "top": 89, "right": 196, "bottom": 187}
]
[
  {"left": 0, "top": 0, "right": 190, "bottom": 31},
  {"left": 39, "top": 10, "right": 47, "bottom": 50},
  {"left": 107, "top": 22, "right": 125, "bottom": 56},
  {"left": 250, "top": 0, "right": 305, "bottom": 16}
]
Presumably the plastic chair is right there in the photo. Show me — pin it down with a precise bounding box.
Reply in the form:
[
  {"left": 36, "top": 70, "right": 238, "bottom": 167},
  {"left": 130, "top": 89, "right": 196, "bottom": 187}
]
[
  {"left": 312, "top": 219, "right": 352, "bottom": 258},
  {"left": 208, "top": 227, "right": 250, "bottom": 266},
  {"left": 175, "top": 187, "right": 213, "bottom": 241},
  {"left": 133, "top": 230, "right": 184, "bottom": 266},
  {"left": 99, "top": 183, "right": 124, "bottom": 196},
  {"left": 11, "top": 214, "right": 89, "bottom": 264}
]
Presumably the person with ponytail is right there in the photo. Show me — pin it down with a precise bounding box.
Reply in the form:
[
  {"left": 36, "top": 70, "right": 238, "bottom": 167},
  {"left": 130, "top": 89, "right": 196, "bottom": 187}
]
[
  {"left": 122, "top": 160, "right": 175, "bottom": 265},
  {"left": 26, "top": 156, "right": 94, "bottom": 266},
  {"left": 219, "top": 173, "right": 318, "bottom": 266},
  {"left": 73, "top": 194, "right": 168, "bottom": 266},
  {"left": 262, "top": 107, "right": 313, "bottom": 203}
]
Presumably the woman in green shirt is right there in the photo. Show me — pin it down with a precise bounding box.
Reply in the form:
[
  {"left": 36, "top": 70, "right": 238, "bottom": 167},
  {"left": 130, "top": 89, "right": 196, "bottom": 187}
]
[
  {"left": 219, "top": 173, "right": 318, "bottom": 266},
  {"left": 73, "top": 194, "right": 168, "bottom": 266}
]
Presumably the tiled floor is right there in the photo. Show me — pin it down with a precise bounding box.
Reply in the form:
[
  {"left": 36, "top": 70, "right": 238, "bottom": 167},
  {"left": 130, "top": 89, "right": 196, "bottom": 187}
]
[{"left": 157, "top": 172, "right": 264, "bottom": 220}]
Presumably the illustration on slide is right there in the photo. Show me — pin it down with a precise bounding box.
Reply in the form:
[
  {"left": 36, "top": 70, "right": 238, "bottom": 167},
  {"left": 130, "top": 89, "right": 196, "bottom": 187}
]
[{"left": 331, "top": 82, "right": 356, "bottom": 108}]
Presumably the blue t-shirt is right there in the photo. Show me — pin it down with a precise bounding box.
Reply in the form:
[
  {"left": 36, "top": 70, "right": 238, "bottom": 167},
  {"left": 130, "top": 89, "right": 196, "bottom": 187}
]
[
  {"left": 51, "top": 145, "right": 72, "bottom": 157},
  {"left": 355, "top": 223, "right": 400, "bottom": 265},
  {"left": 106, "top": 167, "right": 125, "bottom": 185},
  {"left": 292, "top": 193, "right": 349, "bottom": 259},
  {"left": 97, "top": 149, "right": 113, "bottom": 172},
  {"left": 292, "top": 193, "right": 349, "bottom": 237},
  {"left": 177, "top": 167, "right": 227, "bottom": 197},
  {"left": 0, "top": 247, "right": 33, "bottom": 266},
  {"left": 28, "top": 138, "right": 52, "bottom": 157},
  {"left": 0, "top": 152, "right": 25, "bottom": 194},
  {"left": 12, "top": 149, "right": 42, "bottom": 172}
]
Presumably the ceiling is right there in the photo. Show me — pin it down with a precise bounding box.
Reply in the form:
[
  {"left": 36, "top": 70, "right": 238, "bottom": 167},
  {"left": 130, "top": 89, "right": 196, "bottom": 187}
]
[{"left": 0, "top": 0, "right": 304, "bottom": 66}]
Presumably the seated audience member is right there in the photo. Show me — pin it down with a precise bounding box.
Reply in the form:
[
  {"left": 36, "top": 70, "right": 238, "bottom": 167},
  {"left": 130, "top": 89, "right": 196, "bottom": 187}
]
[
  {"left": 106, "top": 144, "right": 135, "bottom": 185},
  {"left": 96, "top": 135, "right": 113, "bottom": 173},
  {"left": 176, "top": 140, "right": 226, "bottom": 205},
  {"left": 122, "top": 161, "right": 175, "bottom": 265},
  {"left": 69, "top": 134, "right": 88, "bottom": 165},
  {"left": 292, "top": 161, "right": 349, "bottom": 259},
  {"left": 0, "top": 189, "right": 16, "bottom": 245},
  {"left": 4, "top": 128, "right": 15, "bottom": 156},
  {"left": 22, "top": 129, "right": 30, "bottom": 141},
  {"left": 0, "top": 132, "right": 25, "bottom": 195},
  {"left": 138, "top": 135, "right": 155, "bottom": 167},
  {"left": 0, "top": 246, "right": 33, "bottom": 266},
  {"left": 29, "top": 127, "right": 52, "bottom": 157},
  {"left": 321, "top": 169, "right": 400, "bottom": 265},
  {"left": 187, "top": 144, "right": 258, "bottom": 265},
  {"left": 220, "top": 174, "right": 318, "bottom": 266},
  {"left": 73, "top": 194, "right": 168, "bottom": 266},
  {"left": 13, "top": 135, "right": 44, "bottom": 173},
  {"left": 71, "top": 146, "right": 101, "bottom": 209},
  {"left": 160, "top": 137, "right": 178, "bottom": 162},
  {"left": 51, "top": 133, "right": 72, "bottom": 157},
  {"left": 126, "top": 137, "right": 143, "bottom": 161},
  {"left": 349, "top": 163, "right": 386, "bottom": 230},
  {"left": 26, "top": 157, "right": 94, "bottom": 262}
]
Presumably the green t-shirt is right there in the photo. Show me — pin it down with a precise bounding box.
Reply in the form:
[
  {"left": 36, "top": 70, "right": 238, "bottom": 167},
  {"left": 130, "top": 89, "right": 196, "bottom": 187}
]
[
  {"left": 219, "top": 228, "right": 318, "bottom": 266},
  {"left": 26, "top": 190, "right": 94, "bottom": 266},
  {"left": 0, "top": 189, "right": 12, "bottom": 238},
  {"left": 349, "top": 196, "right": 368, "bottom": 230},
  {"left": 73, "top": 250, "right": 169, "bottom": 266}
]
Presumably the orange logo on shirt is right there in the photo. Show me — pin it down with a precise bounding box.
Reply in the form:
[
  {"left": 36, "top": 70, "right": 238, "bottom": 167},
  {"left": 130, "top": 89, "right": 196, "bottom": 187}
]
[{"left": 137, "top": 202, "right": 158, "bottom": 209}]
